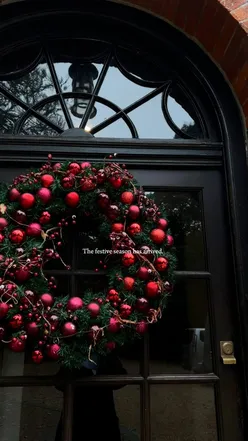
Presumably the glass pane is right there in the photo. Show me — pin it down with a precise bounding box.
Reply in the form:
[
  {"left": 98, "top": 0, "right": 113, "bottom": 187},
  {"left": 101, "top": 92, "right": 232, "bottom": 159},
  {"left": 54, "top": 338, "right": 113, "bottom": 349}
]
[
  {"left": 2, "top": 62, "right": 56, "bottom": 105},
  {"left": 75, "top": 221, "right": 111, "bottom": 270},
  {"left": 129, "top": 94, "right": 175, "bottom": 139},
  {"left": 150, "top": 280, "right": 212, "bottom": 374},
  {"left": 96, "top": 118, "right": 132, "bottom": 138},
  {"left": 0, "top": 96, "right": 24, "bottom": 134},
  {"left": 0, "top": 387, "right": 62, "bottom": 441},
  {"left": 20, "top": 116, "right": 60, "bottom": 136},
  {"left": 114, "top": 386, "right": 140, "bottom": 441},
  {"left": 151, "top": 385, "right": 218, "bottom": 441},
  {"left": 145, "top": 191, "right": 205, "bottom": 271},
  {"left": 100, "top": 64, "right": 153, "bottom": 109},
  {"left": 167, "top": 86, "right": 203, "bottom": 138},
  {"left": 37, "top": 100, "right": 68, "bottom": 131}
]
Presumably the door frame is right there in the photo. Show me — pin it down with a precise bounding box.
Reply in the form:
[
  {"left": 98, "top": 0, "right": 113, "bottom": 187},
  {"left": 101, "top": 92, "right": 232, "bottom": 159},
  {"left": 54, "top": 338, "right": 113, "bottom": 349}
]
[{"left": 0, "top": 0, "right": 248, "bottom": 438}]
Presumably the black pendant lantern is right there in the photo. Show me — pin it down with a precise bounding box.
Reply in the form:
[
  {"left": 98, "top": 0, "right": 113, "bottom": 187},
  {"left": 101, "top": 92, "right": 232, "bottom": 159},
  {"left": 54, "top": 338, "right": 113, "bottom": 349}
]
[{"left": 69, "top": 63, "right": 98, "bottom": 119}]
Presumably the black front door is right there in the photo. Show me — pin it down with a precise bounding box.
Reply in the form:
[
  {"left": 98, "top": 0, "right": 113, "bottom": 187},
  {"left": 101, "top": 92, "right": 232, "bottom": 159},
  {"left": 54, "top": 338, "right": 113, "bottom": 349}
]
[{"left": 0, "top": 164, "right": 243, "bottom": 441}]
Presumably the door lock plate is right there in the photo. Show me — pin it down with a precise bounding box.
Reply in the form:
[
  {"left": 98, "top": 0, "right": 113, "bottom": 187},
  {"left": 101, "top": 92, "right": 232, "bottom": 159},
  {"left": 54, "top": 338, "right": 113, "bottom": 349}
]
[{"left": 220, "top": 341, "right": 236, "bottom": 364}]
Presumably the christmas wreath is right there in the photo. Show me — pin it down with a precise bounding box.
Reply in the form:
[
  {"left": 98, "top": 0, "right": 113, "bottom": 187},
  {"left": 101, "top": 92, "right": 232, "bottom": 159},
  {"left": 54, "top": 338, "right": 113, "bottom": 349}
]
[{"left": 0, "top": 155, "right": 176, "bottom": 369}]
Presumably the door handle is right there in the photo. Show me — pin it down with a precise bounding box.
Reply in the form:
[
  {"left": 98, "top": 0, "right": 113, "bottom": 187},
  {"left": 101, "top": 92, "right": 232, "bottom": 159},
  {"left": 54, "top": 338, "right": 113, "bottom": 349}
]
[{"left": 220, "top": 341, "right": 236, "bottom": 365}]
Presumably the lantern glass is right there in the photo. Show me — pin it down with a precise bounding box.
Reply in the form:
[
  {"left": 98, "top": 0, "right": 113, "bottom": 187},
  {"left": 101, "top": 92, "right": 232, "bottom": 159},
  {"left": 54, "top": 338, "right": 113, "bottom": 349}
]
[{"left": 69, "top": 63, "right": 98, "bottom": 119}]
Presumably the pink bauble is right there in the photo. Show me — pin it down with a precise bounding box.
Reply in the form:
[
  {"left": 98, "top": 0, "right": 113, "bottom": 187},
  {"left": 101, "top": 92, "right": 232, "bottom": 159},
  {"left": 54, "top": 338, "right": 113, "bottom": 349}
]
[
  {"left": 87, "top": 302, "right": 100, "bottom": 318},
  {"left": 0, "top": 217, "right": 8, "bottom": 231},
  {"left": 36, "top": 188, "right": 52, "bottom": 204},
  {"left": 47, "top": 343, "right": 60, "bottom": 360},
  {"left": 26, "top": 321, "right": 39, "bottom": 337},
  {"left": 81, "top": 162, "right": 91, "bottom": 169},
  {"left": 135, "top": 297, "right": 149, "bottom": 313},
  {"left": 9, "top": 338, "right": 25, "bottom": 352},
  {"left": 61, "top": 322, "right": 77, "bottom": 336},
  {"left": 26, "top": 223, "right": 42, "bottom": 237},
  {"left": 136, "top": 321, "right": 148, "bottom": 334},
  {"left": 67, "top": 297, "right": 83, "bottom": 311},
  {"left": 19, "top": 193, "right": 35, "bottom": 209},
  {"left": 40, "top": 293, "right": 54, "bottom": 307},
  {"left": 157, "top": 218, "right": 168, "bottom": 230},
  {"left": 167, "top": 235, "right": 174, "bottom": 247},
  {"left": 108, "top": 317, "right": 121, "bottom": 333},
  {"left": 128, "top": 205, "right": 140, "bottom": 220}
]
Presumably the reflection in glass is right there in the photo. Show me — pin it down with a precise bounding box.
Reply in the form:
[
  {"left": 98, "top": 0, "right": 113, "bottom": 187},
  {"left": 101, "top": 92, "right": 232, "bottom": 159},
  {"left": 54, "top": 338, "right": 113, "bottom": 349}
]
[
  {"left": 149, "top": 280, "right": 212, "bottom": 374},
  {"left": 20, "top": 116, "right": 60, "bottom": 136},
  {"left": 0, "top": 387, "right": 62, "bottom": 441},
  {"left": 114, "top": 386, "right": 140, "bottom": 441},
  {"left": 145, "top": 191, "right": 205, "bottom": 270},
  {"left": 151, "top": 385, "right": 218, "bottom": 441},
  {"left": 0, "top": 97, "right": 24, "bottom": 134}
]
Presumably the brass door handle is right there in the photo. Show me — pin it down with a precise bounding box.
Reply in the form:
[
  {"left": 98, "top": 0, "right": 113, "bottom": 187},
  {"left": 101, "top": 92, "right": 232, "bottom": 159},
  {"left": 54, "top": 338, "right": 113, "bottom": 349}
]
[{"left": 220, "top": 341, "right": 236, "bottom": 364}]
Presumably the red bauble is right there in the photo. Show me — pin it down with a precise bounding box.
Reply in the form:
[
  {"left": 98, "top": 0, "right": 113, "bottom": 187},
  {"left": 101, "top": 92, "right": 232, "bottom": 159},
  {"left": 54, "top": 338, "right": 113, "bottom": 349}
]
[
  {"left": 9, "top": 229, "right": 25, "bottom": 244},
  {"left": 9, "top": 337, "right": 25, "bottom": 352},
  {"left": 9, "top": 188, "right": 20, "bottom": 202},
  {"left": 81, "top": 162, "right": 91, "bottom": 169},
  {"left": 137, "top": 267, "right": 150, "bottom": 280},
  {"left": 108, "top": 317, "right": 121, "bottom": 333},
  {"left": 61, "top": 175, "right": 75, "bottom": 189},
  {"left": 128, "top": 205, "right": 140, "bottom": 220},
  {"left": 157, "top": 218, "right": 168, "bottom": 230},
  {"left": 9, "top": 314, "right": 23, "bottom": 329},
  {"left": 80, "top": 178, "right": 96, "bottom": 191},
  {"left": 120, "top": 303, "right": 132, "bottom": 318},
  {"left": 67, "top": 297, "right": 83, "bottom": 311},
  {"left": 145, "top": 281, "right": 160, "bottom": 298},
  {"left": 139, "top": 246, "right": 153, "bottom": 261},
  {"left": 0, "top": 233, "right": 4, "bottom": 243},
  {"left": 123, "top": 277, "right": 135, "bottom": 291},
  {"left": 37, "top": 188, "right": 52, "bottom": 204},
  {"left": 68, "top": 162, "right": 81, "bottom": 175},
  {"left": 41, "top": 174, "right": 54, "bottom": 188},
  {"left": 122, "top": 253, "right": 136, "bottom": 267},
  {"left": 26, "top": 223, "right": 42, "bottom": 237},
  {"left": 0, "top": 217, "right": 8, "bottom": 231},
  {"left": 15, "top": 268, "right": 30, "bottom": 283},
  {"left": 26, "top": 322, "right": 39, "bottom": 337},
  {"left": 87, "top": 302, "right": 100, "bottom": 318},
  {"left": 107, "top": 205, "right": 120, "bottom": 220},
  {"left": 154, "top": 257, "right": 169, "bottom": 272},
  {"left": 135, "top": 297, "right": 149, "bottom": 312},
  {"left": 65, "top": 192, "right": 80, "bottom": 207},
  {"left": 88, "top": 325, "right": 102, "bottom": 342},
  {"left": 109, "top": 176, "right": 123, "bottom": 189},
  {"left": 47, "top": 343, "right": 60, "bottom": 360},
  {"left": 97, "top": 193, "right": 110, "bottom": 210},
  {"left": 14, "top": 210, "right": 27, "bottom": 224},
  {"left": 167, "top": 235, "right": 174, "bottom": 247},
  {"left": 107, "top": 289, "right": 120, "bottom": 303},
  {"left": 32, "top": 350, "right": 43, "bottom": 364},
  {"left": 127, "top": 223, "right": 141, "bottom": 236},
  {"left": 136, "top": 321, "right": 148, "bottom": 334},
  {"left": 106, "top": 341, "right": 116, "bottom": 351},
  {"left": 61, "top": 322, "right": 77, "bottom": 336},
  {"left": 120, "top": 191, "right": 134, "bottom": 205},
  {"left": 40, "top": 293, "right": 54, "bottom": 307},
  {"left": 111, "top": 223, "right": 124, "bottom": 233},
  {"left": 39, "top": 211, "right": 51, "bottom": 225},
  {"left": 150, "top": 229, "right": 166, "bottom": 244},
  {"left": 0, "top": 302, "right": 9, "bottom": 319},
  {"left": 19, "top": 193, "right": 35, "bottom": 209}
]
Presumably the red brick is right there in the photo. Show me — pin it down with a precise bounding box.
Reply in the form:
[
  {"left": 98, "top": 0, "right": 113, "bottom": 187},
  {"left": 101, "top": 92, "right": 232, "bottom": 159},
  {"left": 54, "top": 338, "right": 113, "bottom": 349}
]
[
  {"left": 231, "top": 3, "right": 248, "bottom": 20},
  {"left": 184, "top": 0, "right": 207, "bottom": 35},
  {"left": 195, "top": 4, "right": 226, "bottom": 53},
  {"left": 173, "top": 0, "right": 189, "bottom": 30},
  {"left": 220, "top": 0, "right": 247, "bottom": 11},
  {"left": 212, "top": 13, "right": 237, "bottom": 59}
]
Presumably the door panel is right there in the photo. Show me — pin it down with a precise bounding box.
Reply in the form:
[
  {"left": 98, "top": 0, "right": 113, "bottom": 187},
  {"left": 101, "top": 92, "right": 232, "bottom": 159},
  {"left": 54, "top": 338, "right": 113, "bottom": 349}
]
[{"left": 0, "top": 165, "right": 243, "bottom": 441}]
